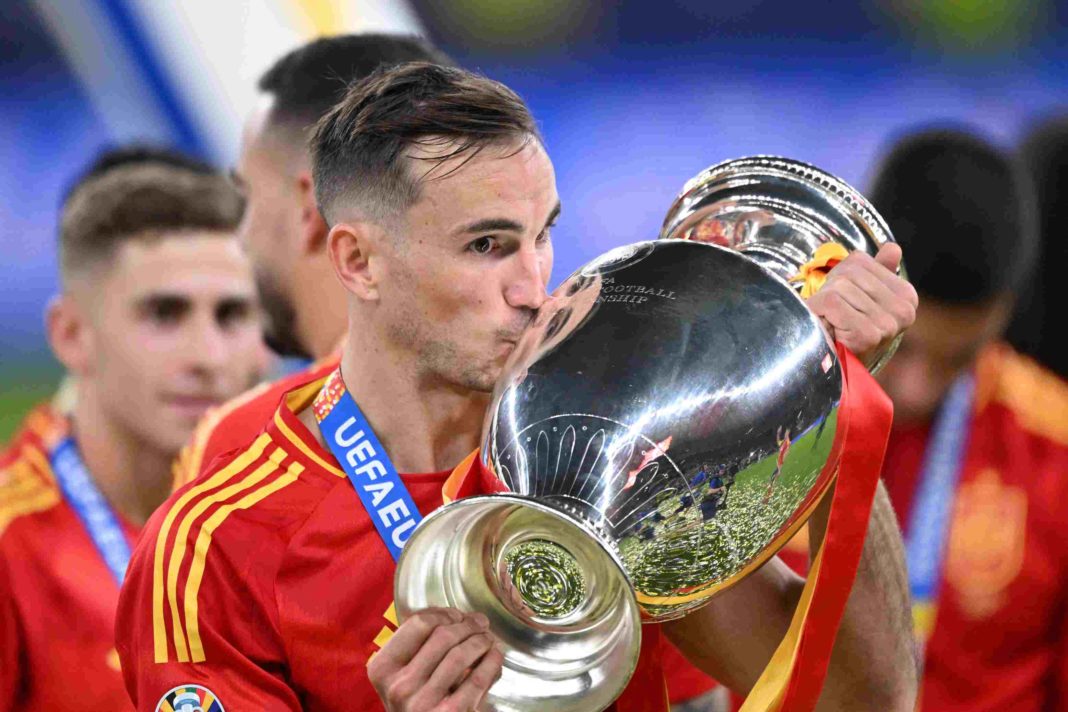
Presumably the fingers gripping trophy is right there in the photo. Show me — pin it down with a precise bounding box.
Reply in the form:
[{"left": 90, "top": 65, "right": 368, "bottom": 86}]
[{"left": 394, "top": 157, "right": 905, "bottom": 711}]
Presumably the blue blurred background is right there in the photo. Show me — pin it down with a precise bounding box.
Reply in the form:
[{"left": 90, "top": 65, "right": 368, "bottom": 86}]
[{"left": 3, "top": 0, "right": 1066, "bottom": 439}]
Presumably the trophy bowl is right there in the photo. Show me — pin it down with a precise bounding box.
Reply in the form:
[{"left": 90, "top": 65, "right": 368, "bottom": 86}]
[
  {"left": 660, "top": 155, "right": 903, "bottom": 372},
  {"left": 394, "top": 157, "right": 901, "bottom": 711}
]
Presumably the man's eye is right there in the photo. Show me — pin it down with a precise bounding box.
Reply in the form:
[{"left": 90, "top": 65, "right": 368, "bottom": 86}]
[
  {"left": 148, "top": 301, "right": 184, "bottom": 325},
  {"left": 216, "top": 302, "right": 252, "bottom": 329},
  {"left": 468, "top": 237, "right": 498, "bottom": 254}
]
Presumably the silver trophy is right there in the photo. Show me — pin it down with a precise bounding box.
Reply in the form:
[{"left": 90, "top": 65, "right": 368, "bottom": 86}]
[{"left": 395, "top": 157, "right": 901, "bottom": 711}]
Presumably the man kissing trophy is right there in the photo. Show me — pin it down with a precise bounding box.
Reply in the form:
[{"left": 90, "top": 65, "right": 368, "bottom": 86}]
[{"left": 395, "top": 157, "right": 907, "bottom": 711}]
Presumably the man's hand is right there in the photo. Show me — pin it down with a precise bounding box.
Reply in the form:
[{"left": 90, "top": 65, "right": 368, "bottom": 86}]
[
  {"left": 367, "top": 608, "right": 503, "bottom": 712},
  {"left": 807, "top": 243, "right": 918, "bottom": 363}
]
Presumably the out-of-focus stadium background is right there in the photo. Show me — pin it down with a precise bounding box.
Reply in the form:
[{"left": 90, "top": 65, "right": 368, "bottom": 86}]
[{"left": 2, "top": 0, "right": 1066, "bottom": 441}]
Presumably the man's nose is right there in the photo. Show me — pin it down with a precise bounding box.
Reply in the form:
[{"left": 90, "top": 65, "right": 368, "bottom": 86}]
[
  {"left": 504, "top": 247, "right": 549, "bottom": 312},
  {"left": 184, "top": 315, "right": 230, "bottom": 373}
]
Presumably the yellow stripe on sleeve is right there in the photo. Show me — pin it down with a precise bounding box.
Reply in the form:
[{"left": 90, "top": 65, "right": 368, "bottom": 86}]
[
  {"left": 166, "top": 447, "right": 286, "bottom": 662},
  {"left": 184, "top": 460, "right": 305, "bottom": 662},
  {"left": 152, "top": 434, "right": 271, "bottom": 663}
]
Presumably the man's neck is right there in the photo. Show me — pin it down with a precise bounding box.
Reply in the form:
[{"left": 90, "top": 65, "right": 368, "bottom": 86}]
[
  {"left": 70, "top": 388, "right": 175, "bottom": 527},
  {"left": 299, "top": 335, "right": 489, "bottom": 474}
]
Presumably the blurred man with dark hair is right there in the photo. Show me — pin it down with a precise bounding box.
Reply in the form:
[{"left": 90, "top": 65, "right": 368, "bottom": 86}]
[
  {"left": 0, "top": 153, "right": 265, "bottom": 710},
  {"left": 871, "top": 127, "right": 1068, "bottom": 712},
  {"left": 171, "top": 33, "right": 454, "bottom": 490},
  {"left": 1006, "top": 115, "right": 1068, "bottom": 380},
  {"left": 118, "top": 62, "right": 918, "bottom": 712}
]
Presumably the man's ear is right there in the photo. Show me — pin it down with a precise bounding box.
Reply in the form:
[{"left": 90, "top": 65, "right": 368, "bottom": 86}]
[
  {"left": 46, "top": 293, "right": 93, "bottom": 376},
  {"left": 297, "top": 171, "right": 329, "bottom": 255},
  {"left": 328, "top": 221, "right": 383, "bottom": 302}
]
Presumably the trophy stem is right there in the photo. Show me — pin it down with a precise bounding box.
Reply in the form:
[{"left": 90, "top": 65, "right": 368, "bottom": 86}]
[{"left": 395, "top": 495, "right": 641, "bottom": 712}]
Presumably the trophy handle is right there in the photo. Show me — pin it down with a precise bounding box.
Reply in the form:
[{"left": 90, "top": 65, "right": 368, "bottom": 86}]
[
  {"left": 394, "top": 495, "right": 641, "bottom": 712},
  {"left": 659, "top": 156, "right": 906, "bottom": 374}
]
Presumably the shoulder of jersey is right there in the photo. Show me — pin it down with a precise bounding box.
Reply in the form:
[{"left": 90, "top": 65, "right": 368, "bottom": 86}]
[
  {"left": 985, "top": 346, "right": 1068, "bottom": 448},
  {"left": 148, "top": 428, "right": 345, "bottom": 664},
  {"left": 174, "top": 357, "right": 341, "bottom": 490},
  {"left": 0, "top": 408, "right": 64, "bottom": 540}
]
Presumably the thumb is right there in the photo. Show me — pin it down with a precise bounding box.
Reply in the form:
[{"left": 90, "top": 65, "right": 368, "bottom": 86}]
[{"left": 874, "top": 242, "right": 902, "bottom": 272}]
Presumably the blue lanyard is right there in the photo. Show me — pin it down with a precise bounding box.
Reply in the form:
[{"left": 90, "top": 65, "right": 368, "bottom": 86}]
[
  {"left": 315, "top": 371, "right": 422, "bottom": 561},
  {"left": 50, "top": 436, "right": 132, "bottom": 586},
  {"left": 905, "top": 373, "right": 975, "bottom": 604}
]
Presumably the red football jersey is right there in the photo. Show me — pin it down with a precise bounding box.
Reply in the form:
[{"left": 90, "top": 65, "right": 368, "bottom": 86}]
[
  {"left": 883, "top": 344, "right": 1068, "bottom": 712},
  {"left": 0, "top": 405, "right": 138, "bottom": 711},
  {"left": 118, "top": 375, "right": 671, "bottom": 711},
  {"left": 171, "top": 353, "right": 340, "bottom": 491}
]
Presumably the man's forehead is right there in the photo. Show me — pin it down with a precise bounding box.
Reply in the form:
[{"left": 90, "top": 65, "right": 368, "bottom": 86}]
[
  {"left": 109, "top": 233, "right": 245, "bottom": 274},
  {"left": 407, "top": 139, "right": 555, "bottom": 206}
]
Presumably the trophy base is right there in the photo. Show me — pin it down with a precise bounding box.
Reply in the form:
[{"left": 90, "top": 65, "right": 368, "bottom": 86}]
[{"left": 395, "top": 494, "right": 641, "bottom": 712}]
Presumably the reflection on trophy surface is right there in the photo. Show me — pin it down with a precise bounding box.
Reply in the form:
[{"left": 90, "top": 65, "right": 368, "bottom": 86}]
[{"left": 394, "top": 157, "right": 901, "bottom": 711}]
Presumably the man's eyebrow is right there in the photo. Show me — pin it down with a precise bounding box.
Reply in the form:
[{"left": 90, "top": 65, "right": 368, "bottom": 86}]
[
  {"left": 134, "top": 293, "right": 190, "bottom": 312},
  {"left": 544, "top": 202, "right": 562, "bottom": 228},
  {"left": 460, "top": 217, "right": 524, "bottom": 234},
  {"left": 459, "top": 202, "right": 562, "bottom": 235}
]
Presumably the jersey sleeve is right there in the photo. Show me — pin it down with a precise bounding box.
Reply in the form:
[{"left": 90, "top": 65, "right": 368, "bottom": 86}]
[
  {"left": 0, "top": 551, "right": 22, "bottom": 711},
  {"left": 117, "top": 454, "right": 305, "bottom": 712}
]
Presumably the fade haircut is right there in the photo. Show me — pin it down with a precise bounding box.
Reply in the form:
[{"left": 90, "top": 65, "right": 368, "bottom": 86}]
[
  {"left": 60, "top": 159, "right": 244, "bottom": 284},
  {"left": 60, "top": 144, "right": 215, "bottom": 206},
  {"left": 311, "top": 62, "right": 540, "bottom": 225},
  {"left": 259, "top": 34, "right": 453, "bottom": 138},
  {"left": 868, "top": 127, "right": 1036, "bottom": 304}
]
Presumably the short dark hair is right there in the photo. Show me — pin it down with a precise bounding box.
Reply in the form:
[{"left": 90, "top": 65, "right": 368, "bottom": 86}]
[
  {"left": 61, "top": 144, "right": 216, "bottom": 207},
  {"left": 259, "top": 34, "right": 453, "bottom": 135},
  {"left": 868, "top": 127, "right": 1036, "bottom": 304},
  {"left": 311, "top": 62, "right": 540, "bottom": 224},
  {"left": 60, "top": 161, "right": 244, "bottom": 283}
]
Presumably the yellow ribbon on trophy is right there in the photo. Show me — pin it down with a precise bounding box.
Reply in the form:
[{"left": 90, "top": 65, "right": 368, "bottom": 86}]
[{"left": 790, "top": 243, "right": 849, "bottom": 298}]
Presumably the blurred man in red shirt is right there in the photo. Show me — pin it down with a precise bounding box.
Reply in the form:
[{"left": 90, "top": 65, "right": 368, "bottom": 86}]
[
  {"left": 172, "top": 34, "right": 453, "bottom": 489},
  {"left": 870, "top": 128, "right": 1068, "bottom": 712},
  {"left": 0, "top": 152, "right": 265, "bottom": 710}
]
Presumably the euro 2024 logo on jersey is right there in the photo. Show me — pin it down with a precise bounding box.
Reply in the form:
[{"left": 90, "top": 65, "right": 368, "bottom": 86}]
[{"left": 155, "top": 685, "right": 224, "bottom": 712}]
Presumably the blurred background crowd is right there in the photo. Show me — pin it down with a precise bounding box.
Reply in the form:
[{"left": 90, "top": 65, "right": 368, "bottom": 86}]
[{"left": 3, "top": 1, "right": 1068, "bottom": 711}]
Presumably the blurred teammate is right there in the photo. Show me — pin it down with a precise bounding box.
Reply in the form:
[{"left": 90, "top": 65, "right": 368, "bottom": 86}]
[
  {"left": 0, "top": 154, "right": 265, "bottom": 709},
  {"left": 1, "top": 147, "right": 223, "bottom": 434},
  {"left": 871, "top": 128, "right": 1068, "bottom": 711},
  {"left": 117, "top": 64, "right": 917, "bottom": 711},
  {"left": 172, "top": 34, "right": 453, "bottom": 489},
  {"left": 1006, "top": 116, "right": 1068, "bottom": 380}
]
